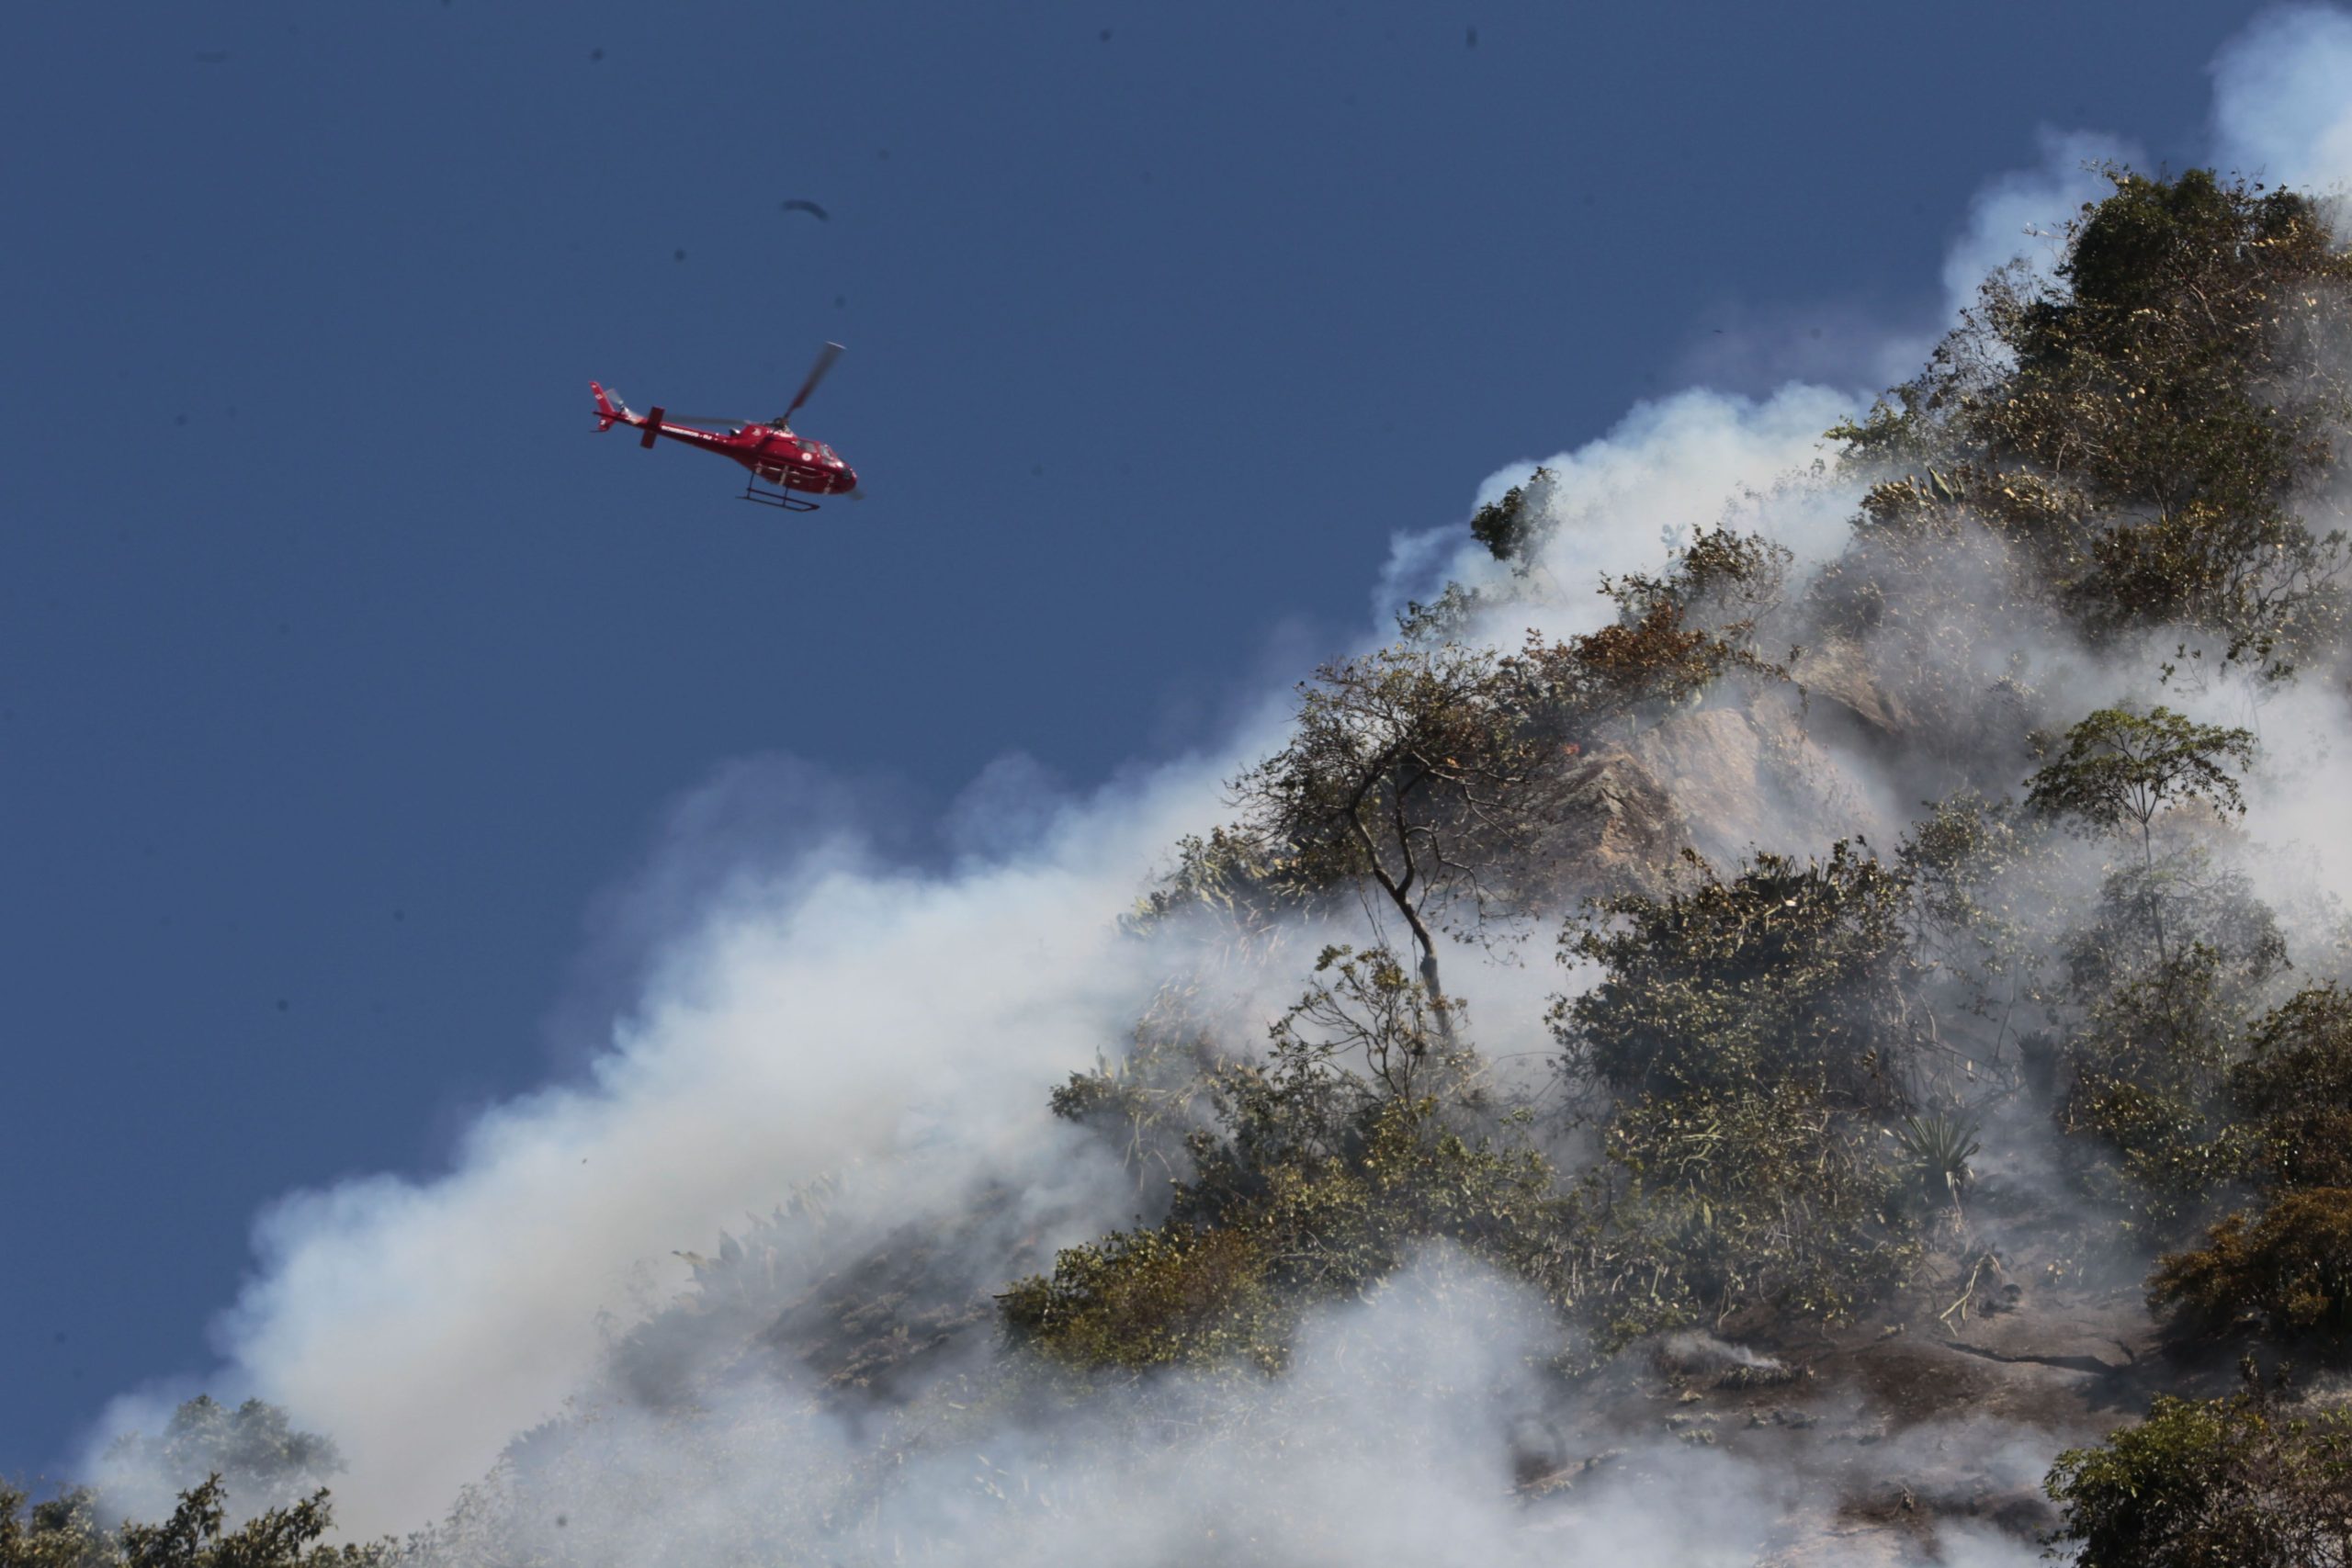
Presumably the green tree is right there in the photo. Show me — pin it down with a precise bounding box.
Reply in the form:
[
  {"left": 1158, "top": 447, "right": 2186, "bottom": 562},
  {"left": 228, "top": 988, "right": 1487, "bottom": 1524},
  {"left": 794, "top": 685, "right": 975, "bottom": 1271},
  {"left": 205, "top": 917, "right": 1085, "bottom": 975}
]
[
  {"left": 0, "top": 1479, "right": 385, "bottom": 1568},
  {"left": 2026, "top": 705, "right": 2256, "bottom": 869},
  {"left": 102, "top": 1400, "right": 343, "bottom": 1520},
  {"left": 2021, "top": 705, "right": 2276, "bottom": 1226},
  {"left": 114, "top": 1482, "right": 381, "bottom": 1568},
  {"left": 1468, "top": 467, "right": 1556, "bottom": 566},
  {"left": 2028, "top": 703, "right": 2258, "bottom": 981},
  {"left": 1231, "top": 643, "right": 1544, "bottom": 1032},
  {"left": 0, "top": 1486, "right": 108, "bottom": 1568}
]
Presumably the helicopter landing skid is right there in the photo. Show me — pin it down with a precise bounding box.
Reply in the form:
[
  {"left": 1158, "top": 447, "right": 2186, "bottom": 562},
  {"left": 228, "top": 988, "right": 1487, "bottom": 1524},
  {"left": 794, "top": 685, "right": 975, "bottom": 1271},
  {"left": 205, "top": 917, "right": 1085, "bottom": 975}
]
[{"left": 740, "top": 476, "right": 820, "bottom": 512}]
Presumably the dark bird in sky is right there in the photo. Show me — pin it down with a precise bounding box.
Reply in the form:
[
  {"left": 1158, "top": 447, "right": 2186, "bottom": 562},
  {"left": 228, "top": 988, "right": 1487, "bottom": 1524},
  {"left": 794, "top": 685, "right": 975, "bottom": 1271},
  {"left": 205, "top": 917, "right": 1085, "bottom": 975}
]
[{"left": 781, "top": 198, "right": 831, "bottom": 221}]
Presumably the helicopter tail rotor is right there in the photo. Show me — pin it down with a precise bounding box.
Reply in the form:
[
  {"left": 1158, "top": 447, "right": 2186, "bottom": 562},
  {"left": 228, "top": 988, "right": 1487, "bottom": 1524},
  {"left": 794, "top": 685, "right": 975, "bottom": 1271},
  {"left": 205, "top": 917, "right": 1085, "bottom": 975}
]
[{"left": 590, "top": 381, "right": 628, "bottom": 433}]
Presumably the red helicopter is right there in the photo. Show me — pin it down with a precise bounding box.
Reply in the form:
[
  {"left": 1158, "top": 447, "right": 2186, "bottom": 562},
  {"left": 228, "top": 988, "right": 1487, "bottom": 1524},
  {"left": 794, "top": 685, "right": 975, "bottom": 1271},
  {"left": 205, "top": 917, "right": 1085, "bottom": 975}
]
[{"left": 591, "top": 342, "right": 858, "bottom": 511}]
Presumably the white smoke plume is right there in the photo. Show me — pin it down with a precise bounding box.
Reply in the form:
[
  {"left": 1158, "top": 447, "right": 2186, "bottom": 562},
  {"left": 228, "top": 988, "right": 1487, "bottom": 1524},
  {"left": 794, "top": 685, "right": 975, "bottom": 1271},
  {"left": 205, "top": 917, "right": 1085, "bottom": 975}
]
[
  {"left": 1374, "top": 121, "right": 2147, "bottom": 649},
  {"left": 94, "top": 750, "right": 1260, "bottom": 1532},
  {"left": 2211, "top": 3, "right": 2352, "bottom": 192},
  {"left": 1376, "top": 381, "right": 1862, "bottom": 642},
  {"left": 1938, "top": 128, "right": 2142, "bottom": 320},
  {"left": 77, "top": 11, "right": 2352, "bottom": 1563}
]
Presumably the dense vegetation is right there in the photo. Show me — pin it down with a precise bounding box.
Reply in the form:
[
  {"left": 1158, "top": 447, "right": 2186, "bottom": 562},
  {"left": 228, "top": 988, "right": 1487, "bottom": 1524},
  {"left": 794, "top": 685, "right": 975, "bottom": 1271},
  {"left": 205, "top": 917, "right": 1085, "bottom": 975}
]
[
  {"left": 2047, "top": 1374, "right": 2352, "bottom": 1567},
  {"left": 1009, "top": 166, "right": 2352, "bottom": 1556}
]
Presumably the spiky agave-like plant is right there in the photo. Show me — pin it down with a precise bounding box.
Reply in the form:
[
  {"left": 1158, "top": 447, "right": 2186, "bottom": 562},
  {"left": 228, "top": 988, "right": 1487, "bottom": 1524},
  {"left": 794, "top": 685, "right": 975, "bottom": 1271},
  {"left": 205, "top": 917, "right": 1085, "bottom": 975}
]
[{"left": 1891, "top": 1112, "right": 1983, "bottom": 1206}]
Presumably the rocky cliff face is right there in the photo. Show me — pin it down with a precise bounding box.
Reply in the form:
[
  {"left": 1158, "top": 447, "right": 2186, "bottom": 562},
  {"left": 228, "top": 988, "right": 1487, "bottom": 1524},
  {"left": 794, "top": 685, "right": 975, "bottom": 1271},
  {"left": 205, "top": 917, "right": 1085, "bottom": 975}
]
[{"left": 1535, "top": 694, "right": 1894, "bottom": 902}]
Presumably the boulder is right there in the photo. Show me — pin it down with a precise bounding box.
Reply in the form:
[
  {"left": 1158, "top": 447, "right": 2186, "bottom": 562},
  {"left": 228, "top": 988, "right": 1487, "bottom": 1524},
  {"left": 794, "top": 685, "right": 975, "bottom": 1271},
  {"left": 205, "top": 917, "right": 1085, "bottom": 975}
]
[
  {"left": 1626, "top": 704, "right": 1890, "bottom": 869},
  {"left": 1539, "top": 747, "right": 1686, "bottom": 898}
]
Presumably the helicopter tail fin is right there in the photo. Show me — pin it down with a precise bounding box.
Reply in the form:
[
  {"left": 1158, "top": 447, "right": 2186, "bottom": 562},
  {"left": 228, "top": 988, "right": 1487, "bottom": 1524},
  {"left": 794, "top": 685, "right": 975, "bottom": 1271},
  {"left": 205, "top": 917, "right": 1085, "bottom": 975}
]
[
  {"left": 591, "top": 381, "right": 626, "bottom": 433},
  {"left": 640, "top": 407, "right": 664, "bottom": 448}
]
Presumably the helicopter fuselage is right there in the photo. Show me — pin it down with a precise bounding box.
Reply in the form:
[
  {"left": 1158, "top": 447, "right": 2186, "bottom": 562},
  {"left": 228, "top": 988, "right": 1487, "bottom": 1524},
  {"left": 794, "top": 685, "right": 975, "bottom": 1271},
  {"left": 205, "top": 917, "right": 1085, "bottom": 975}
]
[
  {"left": 646, "top": 419, "right": 859, "bottom": 495},
  {"left": 590, "top": 380, "right": 858, "bottom": 499}
]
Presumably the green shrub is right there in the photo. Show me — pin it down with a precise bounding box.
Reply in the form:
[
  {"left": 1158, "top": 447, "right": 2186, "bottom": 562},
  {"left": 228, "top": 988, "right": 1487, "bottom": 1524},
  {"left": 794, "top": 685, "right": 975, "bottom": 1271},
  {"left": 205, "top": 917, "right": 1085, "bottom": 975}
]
[
  {"left": 2046, "top": 1388, "right": 2352, "bottom": 1567},
  {"left": 999, "top": 1221, "right": 1283, "bottom": 1371},
  {"left": 1001, "top": 1098, "right": 1566, "bottom": 1372},
  {"left": 2150, "top": 1188, "right": 2352, "bottom": 1342},
  {"left": 2050, "top": 853, "right": 2287, "bottom": 1229},
  {"left": 1896, "top": 791, "right": 2052, "bottom": 1039},
  {"left": 1555, "top": 840, "right": 1919, "bottom": 1112},
  {"left": 1588, "top": 1083, "right": 1918, "bottom": 1336},
  {"left": 2058, "top": 945, "right": 2260, "bottom": 1226},
  {"left": 2233, "top": 985, "right": 2352, "bottom": 1190},
  {"left": 1005, "top": 954, "right": 1567, "bottom": 1371},
  {"left": 1887, "top": 1111, "right": 1982, "bottom": 1208},
  {"left": 1546, "top": 843, "right": 1934, "bottom": 1337}
]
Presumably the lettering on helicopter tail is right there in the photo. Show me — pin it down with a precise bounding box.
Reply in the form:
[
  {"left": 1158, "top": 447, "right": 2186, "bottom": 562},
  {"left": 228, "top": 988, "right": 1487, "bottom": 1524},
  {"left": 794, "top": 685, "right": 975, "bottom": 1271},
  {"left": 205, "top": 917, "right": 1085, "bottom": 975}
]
[{"left": 641, "top": 407, "right": 664, "bottom": 449}]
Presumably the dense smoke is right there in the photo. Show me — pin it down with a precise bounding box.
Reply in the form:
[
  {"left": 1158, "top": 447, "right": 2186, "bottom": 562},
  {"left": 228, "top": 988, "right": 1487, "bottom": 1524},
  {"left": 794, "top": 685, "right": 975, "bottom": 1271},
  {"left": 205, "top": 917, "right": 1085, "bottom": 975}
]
[{"left": 76, "top": 10, "right": 2352, "bottom": 1564}]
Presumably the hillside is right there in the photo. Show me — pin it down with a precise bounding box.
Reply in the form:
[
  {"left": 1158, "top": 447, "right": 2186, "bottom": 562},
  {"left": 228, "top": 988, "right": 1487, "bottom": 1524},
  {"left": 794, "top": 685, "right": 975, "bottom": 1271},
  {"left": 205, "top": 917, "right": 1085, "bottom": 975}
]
[{"left": 15, "top": 165, "right": 2352, "bottom": 1568}]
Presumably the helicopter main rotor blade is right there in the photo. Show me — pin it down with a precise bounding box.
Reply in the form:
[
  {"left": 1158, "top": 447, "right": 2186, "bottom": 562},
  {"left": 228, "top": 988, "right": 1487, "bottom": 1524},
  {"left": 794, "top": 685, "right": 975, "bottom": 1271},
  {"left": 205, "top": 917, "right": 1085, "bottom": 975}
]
[{"left": 782, "top": 342, "right": 844, "bottom": 423}]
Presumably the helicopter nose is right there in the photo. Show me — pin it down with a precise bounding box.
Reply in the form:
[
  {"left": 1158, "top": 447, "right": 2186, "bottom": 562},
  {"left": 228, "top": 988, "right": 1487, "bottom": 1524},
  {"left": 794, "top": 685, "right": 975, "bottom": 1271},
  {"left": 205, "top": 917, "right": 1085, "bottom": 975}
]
[{"left": 837, "top": 465, "right": 858, "bottom": 491}]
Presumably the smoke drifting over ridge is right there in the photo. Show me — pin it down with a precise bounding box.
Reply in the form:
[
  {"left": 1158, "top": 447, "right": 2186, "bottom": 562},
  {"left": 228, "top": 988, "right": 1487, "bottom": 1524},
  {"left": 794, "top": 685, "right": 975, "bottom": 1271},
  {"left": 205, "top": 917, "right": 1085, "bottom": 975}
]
[
  {"left": 96, "top": 753, "right": 1250, "bottom": 1532},
  {"left": 82, "top": 9, "right": 2352, "bottom": 1561}
]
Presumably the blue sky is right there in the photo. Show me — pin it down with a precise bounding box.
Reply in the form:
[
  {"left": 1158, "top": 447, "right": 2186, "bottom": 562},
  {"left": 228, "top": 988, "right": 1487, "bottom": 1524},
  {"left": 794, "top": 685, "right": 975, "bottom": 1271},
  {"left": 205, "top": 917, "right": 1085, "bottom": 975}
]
[{"left": 0, "top": 0, "right": 2282, "bottom": 1487}]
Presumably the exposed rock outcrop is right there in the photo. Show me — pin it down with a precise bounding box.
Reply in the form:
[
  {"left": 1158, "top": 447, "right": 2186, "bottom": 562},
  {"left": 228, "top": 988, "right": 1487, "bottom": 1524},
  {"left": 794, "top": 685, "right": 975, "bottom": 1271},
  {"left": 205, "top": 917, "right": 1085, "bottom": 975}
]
[{"left": 1623, "top": 703, "right": 1890, "bottom": 870}]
